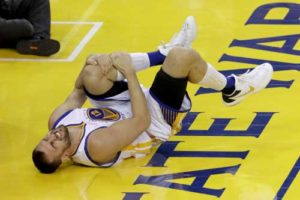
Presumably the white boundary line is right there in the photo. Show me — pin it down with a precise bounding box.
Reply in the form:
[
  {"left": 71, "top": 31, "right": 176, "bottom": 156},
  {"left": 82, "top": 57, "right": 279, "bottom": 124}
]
[{"left": 0, "top": 21, "right": 103, "bottom": 62}]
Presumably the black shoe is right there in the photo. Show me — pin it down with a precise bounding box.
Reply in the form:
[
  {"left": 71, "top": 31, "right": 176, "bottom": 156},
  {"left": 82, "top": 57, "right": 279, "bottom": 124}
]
[{"left": 16, "top": 39, "right": 60, "bottom": 56}]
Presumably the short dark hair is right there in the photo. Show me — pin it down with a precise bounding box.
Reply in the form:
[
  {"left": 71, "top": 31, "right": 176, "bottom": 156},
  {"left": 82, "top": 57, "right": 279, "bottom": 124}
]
[{"left": 32, "top": 150, "right": 62, "bottom": 174}]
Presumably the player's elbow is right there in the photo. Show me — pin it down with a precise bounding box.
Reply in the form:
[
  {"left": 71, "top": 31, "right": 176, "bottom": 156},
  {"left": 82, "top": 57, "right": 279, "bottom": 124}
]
[
  {"left": 136, "top": 113, "right": 151, "bottom": 131},
  {"left": 144, "top": 113, "right": 151, "bottom": 129}
]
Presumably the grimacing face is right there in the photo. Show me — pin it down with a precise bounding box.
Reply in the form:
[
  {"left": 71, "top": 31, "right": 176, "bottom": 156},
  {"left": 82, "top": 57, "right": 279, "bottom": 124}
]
[{"left": 35, "top": 125, "right": 71, "bottom": 163}]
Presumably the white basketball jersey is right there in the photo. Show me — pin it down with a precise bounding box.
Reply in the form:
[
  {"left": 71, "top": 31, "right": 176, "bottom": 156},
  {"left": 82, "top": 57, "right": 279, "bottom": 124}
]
[
  {"left": 53, "top": 86, "right": 191, "bottom": 167},
  {"left": 53, "top": 108, "right": 154, "bottom": 167}
]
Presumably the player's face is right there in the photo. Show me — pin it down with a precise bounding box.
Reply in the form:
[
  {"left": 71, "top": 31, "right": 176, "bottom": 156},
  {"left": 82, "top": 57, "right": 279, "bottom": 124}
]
[{"left": 35, "top": 125, "right": 71, "bottom": 162}]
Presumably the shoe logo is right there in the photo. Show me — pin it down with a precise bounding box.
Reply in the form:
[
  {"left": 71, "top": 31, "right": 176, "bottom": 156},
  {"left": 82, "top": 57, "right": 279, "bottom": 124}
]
[
  {"left": 30, "top": 46, "right": 38, "bottom": 50},
  {"left": 222, "top": 90, "right": 241, "bottom": 103},
  {"left": 249, "top": 86, "right": 255, "bottom": 92},
  {"left": 237, "top": 86, "right": 255, "bottom": 97},
  {"left": 223, "top": 86, "right": 255, "bottom": 103}
]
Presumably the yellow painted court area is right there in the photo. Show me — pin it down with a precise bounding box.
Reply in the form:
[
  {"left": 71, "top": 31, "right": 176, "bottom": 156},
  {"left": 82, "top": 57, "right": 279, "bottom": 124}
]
[{"left": 1, "top": 0, "right": 300, "bottom": 199}]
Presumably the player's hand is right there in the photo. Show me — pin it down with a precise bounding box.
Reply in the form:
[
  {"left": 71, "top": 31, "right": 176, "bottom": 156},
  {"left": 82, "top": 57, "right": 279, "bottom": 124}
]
[
  {"left": 86, "top": 54, "right": 113, "bottom": 76},
  {"left": 110, "top": 52, "right": 135, "bottom": 77}
]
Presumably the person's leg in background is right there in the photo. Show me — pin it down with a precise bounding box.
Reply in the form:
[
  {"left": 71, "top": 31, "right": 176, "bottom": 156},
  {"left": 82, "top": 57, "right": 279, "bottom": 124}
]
[
  {"left": 0, "top": 0, "right": 60, "bottom": 56},
  {"left": 0, "top": 17, "right": 33, "bottom": 47},
  {"left": 0, "top": 0, "right": 33, "bottom": 47},
  {"left": 15, "top": 0, "right": 60, "bottom": 56}
]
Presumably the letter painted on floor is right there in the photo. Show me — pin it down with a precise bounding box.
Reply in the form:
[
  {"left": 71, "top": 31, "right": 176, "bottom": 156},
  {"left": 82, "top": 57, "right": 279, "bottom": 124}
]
[
  {"left": 247, "top": 3, "right": 300, "bottom": 25},
  {"left": 219, "top": 54, "right": 300, "bottom": 72},
  {"left": 274, "top": 156, "right": 300, "bottom": 200},
  {"left": 177, "top": 112, "right": 276, "bottom": 137},
  {"left": 196, "top": 79, "right": 294, "bottom": 95},
  {"left": 122, "top": 192, "right": 148, "bottom": 200},
  {"left": 230, "top": 34, "right": 300, "bottom": 56},
  {"left": 134, "top": 165, "right": 241, "bottom": 198},
  {"left": 146, "top": 141, "right": 248, "bottom": 167}
]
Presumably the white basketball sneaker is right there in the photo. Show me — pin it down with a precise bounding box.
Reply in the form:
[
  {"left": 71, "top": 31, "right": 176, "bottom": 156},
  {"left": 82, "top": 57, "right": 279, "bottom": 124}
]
[
  {"left": 158, "top": 16, "right": 197, "bottom": 56},
  {"left": 222, "top": 63, "right": 273, "bottom": 106}
]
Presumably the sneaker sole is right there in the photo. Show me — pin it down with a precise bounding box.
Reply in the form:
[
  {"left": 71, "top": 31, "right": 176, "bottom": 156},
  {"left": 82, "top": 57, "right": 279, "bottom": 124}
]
[{"left": 17, "top": 39, "right": 60, "bottom": 56}]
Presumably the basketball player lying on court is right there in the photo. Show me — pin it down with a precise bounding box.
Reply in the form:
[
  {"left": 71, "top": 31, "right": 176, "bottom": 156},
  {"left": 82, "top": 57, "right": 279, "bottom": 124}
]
[{"left": 32, "top": 16, "right": 273, "bottom": 173}]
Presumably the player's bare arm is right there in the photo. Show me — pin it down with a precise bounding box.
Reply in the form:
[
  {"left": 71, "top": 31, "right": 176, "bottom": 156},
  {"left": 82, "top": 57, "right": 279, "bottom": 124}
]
[
  {"left": 48, "top": 88, "right": 86, "bottom": 130},
  {"left": 86, "top": 52, "right": 151, "bottom": 163},
  {"left": 48, "top": 54, "right": 117, "bottom": 130}
]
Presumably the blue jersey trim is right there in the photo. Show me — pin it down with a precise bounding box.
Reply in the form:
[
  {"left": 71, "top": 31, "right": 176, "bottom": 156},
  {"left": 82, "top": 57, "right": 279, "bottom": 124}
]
[
  {"left": 84, "top": 126, "right": 121, "bottom": 167},
  {"left": 71, "top": 123, "right": 86, "bottom": 156},
  {"left": 52, "top": 110, "right": 73, "bottom": 129},
  {"left": 90, "top": 98, "right": 130, "bottom": 102}
]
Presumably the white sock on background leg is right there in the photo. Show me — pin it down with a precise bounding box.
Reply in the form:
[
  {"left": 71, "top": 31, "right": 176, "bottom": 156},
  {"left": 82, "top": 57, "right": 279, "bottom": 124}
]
[
  {"left": 198, "top": 63, "right": 227, "bottom": 91},
  {"left": 116, "top": 53, "right": 150, "bottom": 81}
]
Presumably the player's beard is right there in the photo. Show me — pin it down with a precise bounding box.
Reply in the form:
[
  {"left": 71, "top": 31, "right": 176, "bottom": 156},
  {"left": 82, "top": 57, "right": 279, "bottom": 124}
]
[{"left": 57, "top": 125, "right": 71, "bottom": 147}]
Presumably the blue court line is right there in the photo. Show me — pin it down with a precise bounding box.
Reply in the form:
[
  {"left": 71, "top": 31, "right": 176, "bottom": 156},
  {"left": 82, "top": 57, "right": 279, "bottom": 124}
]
[{"left": 274, "top": 156, "right": 300, "bottom": 200}]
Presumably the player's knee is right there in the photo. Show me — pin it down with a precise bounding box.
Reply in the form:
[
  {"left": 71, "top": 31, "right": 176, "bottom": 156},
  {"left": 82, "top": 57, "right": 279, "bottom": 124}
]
[
  {"left": 169, "top": 46, "right": 198, "bottom": 60},
  {"left": 168, "top": 47, "right": 200, "bottom": 67},
  {"left": 81, "top": 65, "right": 105, "bottom": 93},
  {"left": 81, "top": 65, "right": 102, "bottom": 84},
  {"left": 82, "top": 64, "right": 94, "bottom": 76},
  {"left": 168, "top": 46, "right": 188, "bottom": 56},
  {"left": 85, "top": 54, "right": 97, "bottom": 65}
]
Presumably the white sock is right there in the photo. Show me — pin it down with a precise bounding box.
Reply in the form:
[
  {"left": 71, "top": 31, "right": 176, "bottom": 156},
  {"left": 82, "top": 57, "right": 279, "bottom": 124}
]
[
  {"left": 198, "top": 63, "right": 227, "bottom": 91},
  {"left": 116, "top": 53, "right": 150, "bottom": 80}
]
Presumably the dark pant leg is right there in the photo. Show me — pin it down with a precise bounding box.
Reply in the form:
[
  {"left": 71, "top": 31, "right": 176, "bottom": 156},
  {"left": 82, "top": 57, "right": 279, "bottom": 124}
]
[
  {"left": 14, "top": 0, "right": 51, "bottom": 39},
  {"left": 0, "top": 17, "right": 33, "bottom": 47},
  {"left": 150, "top": 68, "right": 188, "bottom": 110}
]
